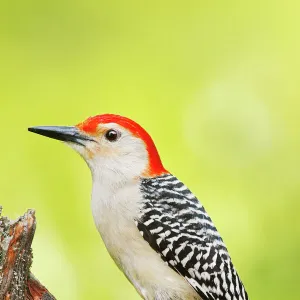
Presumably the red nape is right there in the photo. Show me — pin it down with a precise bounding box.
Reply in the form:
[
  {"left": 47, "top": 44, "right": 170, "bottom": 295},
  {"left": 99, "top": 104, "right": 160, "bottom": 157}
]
[{"left": 76, "top": 114, "right": 168, "bottom": 177}]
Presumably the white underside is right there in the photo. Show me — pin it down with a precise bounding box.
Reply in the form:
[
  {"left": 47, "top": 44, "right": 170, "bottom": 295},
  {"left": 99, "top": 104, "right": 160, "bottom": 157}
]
[{"left": 91, "top": 179, "right": 201, "bottom": 300}]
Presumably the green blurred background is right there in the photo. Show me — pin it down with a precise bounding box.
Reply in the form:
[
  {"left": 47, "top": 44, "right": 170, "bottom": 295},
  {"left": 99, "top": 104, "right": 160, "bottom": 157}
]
[{"left": 1, "top": 1, "right": 299, "bottom": 299}]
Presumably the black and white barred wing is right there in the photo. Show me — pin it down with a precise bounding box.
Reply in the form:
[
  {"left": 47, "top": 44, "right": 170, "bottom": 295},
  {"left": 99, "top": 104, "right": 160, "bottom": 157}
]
[{"left": 137, "top": 174, "right": 248, "bottom": 300}]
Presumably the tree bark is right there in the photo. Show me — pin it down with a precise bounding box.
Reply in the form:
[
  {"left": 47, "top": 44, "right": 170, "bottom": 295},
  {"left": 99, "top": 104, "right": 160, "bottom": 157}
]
[{"left": 0, "top": 207, "right": 55, "bottom": 300}]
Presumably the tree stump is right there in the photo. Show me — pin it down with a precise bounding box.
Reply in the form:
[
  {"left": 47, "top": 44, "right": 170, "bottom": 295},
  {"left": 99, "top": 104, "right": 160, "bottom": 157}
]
[{"left": 0, "top": 207, "right": 55, "bottom": 300}]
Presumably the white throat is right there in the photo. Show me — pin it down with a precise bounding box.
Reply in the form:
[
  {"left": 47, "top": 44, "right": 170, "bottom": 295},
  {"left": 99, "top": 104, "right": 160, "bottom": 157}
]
[
  {"left": 90, "top": 165, "right": 142, "bottom": 227},
  {"left": 90, "top": 165, "right": 143, "bottom": 273}
]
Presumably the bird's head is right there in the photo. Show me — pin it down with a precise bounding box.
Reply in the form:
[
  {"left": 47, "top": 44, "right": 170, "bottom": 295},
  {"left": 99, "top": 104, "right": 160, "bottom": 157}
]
[{"left": 29, "top": 114, "right": 167, "bottom": 182}]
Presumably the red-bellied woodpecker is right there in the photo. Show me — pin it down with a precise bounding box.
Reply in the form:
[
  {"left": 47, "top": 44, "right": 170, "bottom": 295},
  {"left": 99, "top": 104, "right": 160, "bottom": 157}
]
[{"left": 28, "top": 114, "right": 248, "bottom": 300}]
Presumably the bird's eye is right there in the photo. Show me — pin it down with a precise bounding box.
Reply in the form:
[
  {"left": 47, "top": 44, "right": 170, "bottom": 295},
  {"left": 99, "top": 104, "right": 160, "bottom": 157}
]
[{"left": 105, "top": 129, "right": 119, "bottom": 142}]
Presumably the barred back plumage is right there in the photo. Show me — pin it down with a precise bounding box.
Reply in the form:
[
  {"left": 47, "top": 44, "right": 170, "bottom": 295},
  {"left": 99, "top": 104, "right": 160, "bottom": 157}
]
[{"left": 137, "top": 174, "right": 248, "bottom": 300}]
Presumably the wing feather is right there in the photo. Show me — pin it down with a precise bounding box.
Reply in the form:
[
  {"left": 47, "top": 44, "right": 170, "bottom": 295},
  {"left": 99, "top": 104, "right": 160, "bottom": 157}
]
[{"left": 137, "top": 174, "right": 248, "bottom": 300}]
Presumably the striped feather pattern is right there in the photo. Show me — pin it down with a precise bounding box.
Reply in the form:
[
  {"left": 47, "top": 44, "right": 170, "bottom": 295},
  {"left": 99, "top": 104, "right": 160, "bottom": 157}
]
[{"left": 137, "top": 174, "right": 248, "bottom": 300}]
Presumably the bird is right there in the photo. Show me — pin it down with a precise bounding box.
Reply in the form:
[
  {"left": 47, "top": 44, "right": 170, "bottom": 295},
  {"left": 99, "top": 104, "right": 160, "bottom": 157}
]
[{"left": 28, "top": 114, "right": 248, "bottom": 300}]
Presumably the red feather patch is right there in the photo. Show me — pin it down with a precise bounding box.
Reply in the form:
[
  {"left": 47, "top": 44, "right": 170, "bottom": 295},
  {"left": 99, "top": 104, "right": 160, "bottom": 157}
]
[{"left": 76, "top": 114, "right": 168, "bottom": 177}]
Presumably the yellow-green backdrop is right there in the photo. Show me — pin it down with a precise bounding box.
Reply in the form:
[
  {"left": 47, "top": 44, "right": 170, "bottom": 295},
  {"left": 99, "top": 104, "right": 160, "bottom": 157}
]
[{"left": 1, "top": 1, "right": 299, "bottom": 299}]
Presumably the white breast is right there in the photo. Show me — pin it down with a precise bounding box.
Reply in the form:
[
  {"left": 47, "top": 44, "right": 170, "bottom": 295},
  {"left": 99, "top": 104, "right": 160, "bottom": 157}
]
[{"left": 91, "top": 179, "right": 201, "bottom": 300}]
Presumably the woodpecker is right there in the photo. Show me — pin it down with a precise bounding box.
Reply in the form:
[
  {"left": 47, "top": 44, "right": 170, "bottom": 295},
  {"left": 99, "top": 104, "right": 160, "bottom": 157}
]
[{"left": 28, "top": 114, "right": 248, "bottom": 300}]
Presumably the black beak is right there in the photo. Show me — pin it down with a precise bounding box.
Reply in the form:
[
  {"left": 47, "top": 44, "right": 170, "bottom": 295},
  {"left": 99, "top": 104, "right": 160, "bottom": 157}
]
[{"left": 28, "top": 126, "right": 94, "bottom": 146}]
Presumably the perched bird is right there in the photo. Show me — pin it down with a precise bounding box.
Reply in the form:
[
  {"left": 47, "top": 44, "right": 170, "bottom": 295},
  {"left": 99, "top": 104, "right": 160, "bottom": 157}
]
[{"left": 28, "top": 114, "right": 248, "bottom": 300}]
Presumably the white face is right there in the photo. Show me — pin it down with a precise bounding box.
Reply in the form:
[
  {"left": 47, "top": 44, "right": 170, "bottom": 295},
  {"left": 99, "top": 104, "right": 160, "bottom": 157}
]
[{"left": 68, "top": 123, "right": 149, "bottom": 183}]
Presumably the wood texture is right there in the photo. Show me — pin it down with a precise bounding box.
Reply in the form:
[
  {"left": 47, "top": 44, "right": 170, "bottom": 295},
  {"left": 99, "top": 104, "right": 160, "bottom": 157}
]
[{"left": 0, "top": 207, "right": 55, "bottom": 300}]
